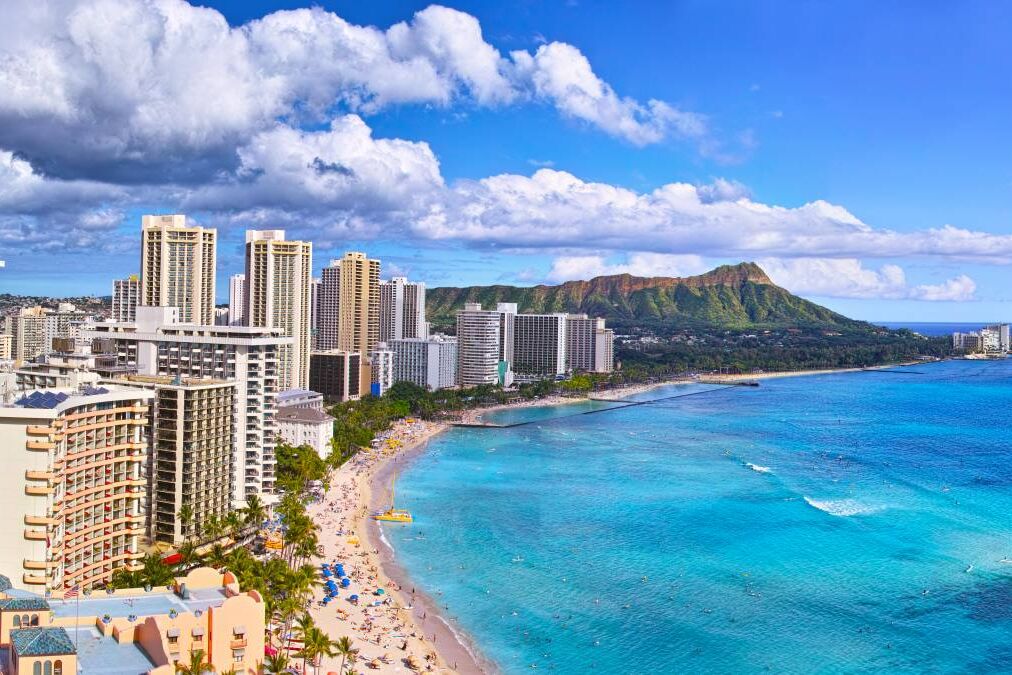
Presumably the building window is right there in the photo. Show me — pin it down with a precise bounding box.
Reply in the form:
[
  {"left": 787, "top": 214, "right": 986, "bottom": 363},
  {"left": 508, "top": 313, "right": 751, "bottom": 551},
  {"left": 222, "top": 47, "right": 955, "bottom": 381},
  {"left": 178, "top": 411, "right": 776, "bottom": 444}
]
[
  {"left": 13, "top": 616, "right": 20, "bottom": 627},
  {"left": 44, "top": 661, "right": 52, "bottom": 675},
  {"left": 54, "top": 661, "right": 62, "bottom": 675},
  {"left": 233, "top": 650, "right": 245, "bottom": 663},
  {"left": 31, "top": 615, "right": 39, "bottom": 626},
  {"left": 33, "top": 662, "right": 41, "bottom": 675}
]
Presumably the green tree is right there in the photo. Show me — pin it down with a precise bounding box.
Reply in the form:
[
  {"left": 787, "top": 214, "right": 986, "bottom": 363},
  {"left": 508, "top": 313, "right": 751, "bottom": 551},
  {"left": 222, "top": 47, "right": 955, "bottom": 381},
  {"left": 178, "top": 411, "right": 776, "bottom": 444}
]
[
  {"left": 335, "top": 636, "right": 358, "bottom": 675},
  {"left": 175, "top": 649, "right": 214, "bottom": 675},
  {"left": 177, "top": 504, "right": 194, "bottom": 540}
]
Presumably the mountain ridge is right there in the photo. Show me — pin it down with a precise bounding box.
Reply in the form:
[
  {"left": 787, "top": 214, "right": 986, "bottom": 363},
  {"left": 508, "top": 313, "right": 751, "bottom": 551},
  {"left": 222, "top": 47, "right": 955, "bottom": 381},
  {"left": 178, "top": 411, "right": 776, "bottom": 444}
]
[{"left": 425, "top": 262, "right": 868, "bottom": 331}]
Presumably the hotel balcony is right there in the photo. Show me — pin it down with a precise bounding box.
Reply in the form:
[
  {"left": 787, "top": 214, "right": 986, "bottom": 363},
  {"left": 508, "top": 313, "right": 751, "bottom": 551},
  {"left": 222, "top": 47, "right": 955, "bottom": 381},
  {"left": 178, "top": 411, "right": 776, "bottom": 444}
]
[
  {"left": 25, "top": 515, "right": 59, "bottom": 526},
  {"left": 23, "top": 573, "right": 47, "bottom": 586},
  {"left": 27, "top": 440, "right": 56, "bottom": 451},
  {"left": 229, "top": 639, "right": 247, "bottom": 649},
  {"left": 27, "top": 425, "right": 53, "bottom": 436},
  {"left": 23, "top": 559, "right": 57, "bottom": 571},
  {"left": 25, "top": 470, "right": 56, "bottom": 482},
  {"left": 26, "top": 485, "right": 55, "bottom": 496},
  {"left": 24, "top": 528, "right": 48, "bottom": 541}
]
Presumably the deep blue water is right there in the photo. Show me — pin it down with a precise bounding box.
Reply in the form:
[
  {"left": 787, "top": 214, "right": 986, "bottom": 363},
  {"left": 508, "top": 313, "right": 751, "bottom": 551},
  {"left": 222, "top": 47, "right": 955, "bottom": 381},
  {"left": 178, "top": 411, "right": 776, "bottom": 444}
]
[
  {"left": 386, "top": 361, "right": 1012, "bottom": 673},
  {"left": 879, "top": 322, "right": 990, "bottom": 336}
]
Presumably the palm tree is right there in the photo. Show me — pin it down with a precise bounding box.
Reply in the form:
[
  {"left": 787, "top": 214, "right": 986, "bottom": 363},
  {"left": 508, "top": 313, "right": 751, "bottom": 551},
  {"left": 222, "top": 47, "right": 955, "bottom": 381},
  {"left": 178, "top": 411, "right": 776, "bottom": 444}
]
[
  {"left": 206, "top": 543, "right": 228, "bottom": 571},
  {"left": 175, "top": 649, "right": 214, "bottom": 675},
  {"left": 263, "top": 653, "right": 290, "bottom": 675},
  {"left": 224, "top": 512, "right": 244, "bottom": 543},
  {"left": 335, "top": 636, "right": 358, "bottom": 675},
  {"left": 292, "top": 613, "right": 315, "bottom": 675},
  {"left": 244, "top": 494, "right": 266, "bottom": 530},
  {"left": 141, "top": 553, "right": 176, "bottom": 587},
  {"left": 177, "top": 540, "right": 200, "bottom": 570},
  {"left": 177, "top": 504, "right": 194, "bottom": 540},
  {"left": 203, "top": 514, "right": 224, "bottom": 543},
  {"left": 300, "top": 627, "right": 338, "bottom": 675}
]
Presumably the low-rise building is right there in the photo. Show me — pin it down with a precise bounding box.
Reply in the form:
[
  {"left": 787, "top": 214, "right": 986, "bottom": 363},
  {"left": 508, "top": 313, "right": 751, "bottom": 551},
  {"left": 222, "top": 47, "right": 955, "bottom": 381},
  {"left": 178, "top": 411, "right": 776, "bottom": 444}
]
[
  {"left": 276, "top": 389, "right": 324, "bottom": 410},
  {"left": 276, "top": 406, "right": 334, "bottom": 460}
]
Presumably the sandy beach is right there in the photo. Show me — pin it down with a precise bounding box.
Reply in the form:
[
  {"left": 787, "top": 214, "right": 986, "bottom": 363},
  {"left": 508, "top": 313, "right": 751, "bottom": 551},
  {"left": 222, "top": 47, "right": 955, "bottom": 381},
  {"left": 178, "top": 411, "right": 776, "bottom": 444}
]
[{"left": 307, "top": 418, "right": 489, "bottom": 674}]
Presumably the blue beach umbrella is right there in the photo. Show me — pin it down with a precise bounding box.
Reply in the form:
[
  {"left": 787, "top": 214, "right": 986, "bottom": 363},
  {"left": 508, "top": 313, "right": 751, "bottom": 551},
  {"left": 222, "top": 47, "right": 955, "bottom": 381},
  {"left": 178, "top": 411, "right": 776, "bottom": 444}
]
[{"left": 341, "top": 578, "right": 351, "bottom": 588}]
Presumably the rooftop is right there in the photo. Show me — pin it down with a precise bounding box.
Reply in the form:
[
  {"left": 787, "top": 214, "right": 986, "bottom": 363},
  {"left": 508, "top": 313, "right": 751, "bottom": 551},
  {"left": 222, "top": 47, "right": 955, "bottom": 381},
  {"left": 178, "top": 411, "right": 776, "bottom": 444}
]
[
  {"left": 67, "top": 626, "right": 155, "bottom": 675},
  {"left": 277, "top": 406, "right": 332, "bottom": 424},
  {"left": 10, "top": 628, "right": 76, "bottom": 656},
  {"left": 0, "top": 597, "right": 51, "bottom": 611},
  {"left": 0, "top": 575, "right": 12, "bottom": 593},
  {"left": 49, "top": 587, "right": 227, "bottom": 621}
]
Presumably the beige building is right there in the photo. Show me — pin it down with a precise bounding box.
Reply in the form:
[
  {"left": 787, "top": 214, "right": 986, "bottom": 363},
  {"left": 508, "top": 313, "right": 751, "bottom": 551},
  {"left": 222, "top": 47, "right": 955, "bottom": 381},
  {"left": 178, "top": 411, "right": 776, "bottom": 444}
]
[
  {"left": 140, "top": 215, "right": 217, "bottom": 326},
  {"left": 0, "top": 334, "right": 11, "bottom": 360},
  {"left": 111, "top": 376, "right": 236, "bottom": 545},
  {"left": 244, "top": 231, "right": 313, "bottom": 390},
  {"left": 0, "top": 566, "right": 265, "bottom": 675},
  {"left": 0, "top": 383, "right": 152, "bottom": 592},
  {"left": 320, "top": 253, "right": 380, "bottom": 356},
  {"left": 567, "top": 314, "right": 615, "bottom": 373},
  {"left": 3, "top": 306, "right": 88, "bottom": 364}
]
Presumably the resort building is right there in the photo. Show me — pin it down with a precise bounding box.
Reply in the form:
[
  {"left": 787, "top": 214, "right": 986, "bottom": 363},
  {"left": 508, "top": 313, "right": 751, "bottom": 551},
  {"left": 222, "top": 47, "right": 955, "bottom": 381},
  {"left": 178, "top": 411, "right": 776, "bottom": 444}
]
[
  {"left": 13, "top": 344, "right": 133, "bottom": 391},
  {"left": 512, "top": 313, "right": 568, "bottom": 382},
  {"left": 0, "top": 382, "right": 152, "bottom": 592},
  {"left": 84, "top": 307, "right": 291, "bottom": 506},
  {"left": 309, "top": 350, "right": 362, "bottom": 403},
  {"left": 228, "top": 274, "right": 245, "bottom": 327},
  {"left": 369, "top": 343, "right": 394, "bottom": 396},
  {"left": 112, "top": 276, "right": 140, "bottom": 323},
  {"left": 276, "top": 406, "right": 334, "bottom": 460},
  {"left": 0, "top": 334, "right": 11, "bottom": 361},
  {"left": 319, "top": 253, "right": 381, "bottom": 356},
  {"left": 455, "top": 303, "right": 515, "bottom": 387},
  {"left": 316, "top": 260, "right": 341, "bottom": 351},
  {"left": 244, "top": 230, "right": 313, "bottom": 391},
  {"left": 310, "top": 277, "right": 321, "bottom": 350},
  {"left": 0, "top": 566, "right": 266, "bottom": 675},
  {"left": 379, "top": 277, "right": 427, "bottom": 342},
  {"left": 566, "top": 314, "right": 615, "bottom": 373},
  {"left": 391, "top": 336, "right": 458, "bottom": 391},
  {"left": 111, "top": 376, "right": 236, "bottom": 545},
  {"left": 140, "top": 215, "right": 217, "bottom": 326},
  {"left": 276, "top": 389, "right": 324, "bottom": 410}
]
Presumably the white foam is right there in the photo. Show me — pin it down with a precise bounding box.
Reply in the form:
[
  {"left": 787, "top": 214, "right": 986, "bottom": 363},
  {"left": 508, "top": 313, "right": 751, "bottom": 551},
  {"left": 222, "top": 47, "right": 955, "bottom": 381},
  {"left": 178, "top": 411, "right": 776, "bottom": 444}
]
[
  {"left": 803, "top": 496, "right": 880, "bottom": 517},
  {"left": 746, "top": 463, "right": 772, "bottom": 474}
]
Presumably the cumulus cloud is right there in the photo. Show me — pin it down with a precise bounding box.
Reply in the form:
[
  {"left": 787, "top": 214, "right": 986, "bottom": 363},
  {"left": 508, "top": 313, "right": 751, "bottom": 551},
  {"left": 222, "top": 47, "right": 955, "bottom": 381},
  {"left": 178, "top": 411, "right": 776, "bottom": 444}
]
[
  {"left": 547, "top": 253, "right": 708, "bottom": 282},
  {"left": 0, "top": 0, "right": 698, "bottom": 186},
  {"left": 760, "top": 258, "right": 976, "bottom": 302}
]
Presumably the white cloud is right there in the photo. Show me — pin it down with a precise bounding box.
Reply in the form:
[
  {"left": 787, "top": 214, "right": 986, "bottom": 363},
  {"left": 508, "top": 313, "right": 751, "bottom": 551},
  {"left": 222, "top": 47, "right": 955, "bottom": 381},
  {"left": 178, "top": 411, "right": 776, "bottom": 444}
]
[
  {"left": 511, "top": 42, "right": 706, "bottom": 146},
  {"left": 760, "top": 258, "right": 976, "bottom": 302},
  {"left": 0, "top": 0, "right": 696, "bottom": 185},
  {"left": 547, "top": 253, "right": 708, "bottom": 282}
]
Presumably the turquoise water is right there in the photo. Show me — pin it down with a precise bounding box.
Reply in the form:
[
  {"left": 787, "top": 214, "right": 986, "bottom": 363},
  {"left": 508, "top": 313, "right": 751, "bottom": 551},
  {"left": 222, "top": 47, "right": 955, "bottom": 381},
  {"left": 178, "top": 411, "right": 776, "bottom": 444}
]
[{"left": 386, "top": 361, "right": 1012, "bottom": 673}]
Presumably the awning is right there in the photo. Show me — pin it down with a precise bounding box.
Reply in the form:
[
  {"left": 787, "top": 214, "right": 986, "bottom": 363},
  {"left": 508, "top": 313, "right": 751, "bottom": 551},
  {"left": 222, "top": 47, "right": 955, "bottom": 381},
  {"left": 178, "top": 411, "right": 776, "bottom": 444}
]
[
  {"left": 233, "top": 625, "right": 246, "bottom": 635},
  {"left": 191, "top": 628, "right": 205, "bottom": 637},
  {"left": 166, "top": 628, "right": 180, "bottom": 638}
]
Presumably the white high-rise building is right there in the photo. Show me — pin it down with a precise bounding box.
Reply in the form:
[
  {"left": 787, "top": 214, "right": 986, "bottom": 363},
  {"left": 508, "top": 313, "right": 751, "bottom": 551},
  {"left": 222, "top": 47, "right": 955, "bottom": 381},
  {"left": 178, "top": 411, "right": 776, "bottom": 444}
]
[
  {"left": 456, "top": 303, "right": 515, "bottom": 387},
  {"left": 379, "top": 277, "right": 427, "bottom": 342},
  {"left": 140, "top": 214, "right": 216, "bottom": 325},
  {"left": 513, "top": 313, "right": 568, "bottom": 382},
  {"left": 392, "top": 336, "right": 458, "bottom": 391},
  {"left": 86, "top": 306, "right": 291, "bottom": 506},
  {"left": 112, "top": 275, "right": 140, "bottom": 322},
  {"left": 229, "top": 274, "right": 246, "bottom": 326},
  {"left": 244, "top": 231, "right": 313, "bottom": 390},
  {"left": 369, "top": 342, "right": 395, "bottom": 396}
]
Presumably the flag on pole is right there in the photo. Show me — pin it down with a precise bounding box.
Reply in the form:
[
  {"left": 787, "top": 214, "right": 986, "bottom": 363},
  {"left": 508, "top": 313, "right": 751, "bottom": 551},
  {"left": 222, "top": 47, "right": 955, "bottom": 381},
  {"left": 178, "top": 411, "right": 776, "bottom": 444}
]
[{"left": 64, "top": 585, "right": 80, "bottom": 599}]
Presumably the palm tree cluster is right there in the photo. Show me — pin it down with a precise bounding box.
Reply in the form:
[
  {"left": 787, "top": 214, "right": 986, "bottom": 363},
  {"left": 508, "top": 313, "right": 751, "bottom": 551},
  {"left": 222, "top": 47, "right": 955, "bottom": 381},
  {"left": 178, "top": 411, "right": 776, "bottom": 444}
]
[{"left": 287, "top": 613, "right": 357, "bottom": 675}]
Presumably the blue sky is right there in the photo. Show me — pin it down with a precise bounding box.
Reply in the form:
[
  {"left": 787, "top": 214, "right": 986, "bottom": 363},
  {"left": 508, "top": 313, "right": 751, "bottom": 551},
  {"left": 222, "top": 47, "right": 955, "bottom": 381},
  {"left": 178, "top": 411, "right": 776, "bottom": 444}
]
[{"left": 1, "top": 1, "right": 1010, "bottom": 322}]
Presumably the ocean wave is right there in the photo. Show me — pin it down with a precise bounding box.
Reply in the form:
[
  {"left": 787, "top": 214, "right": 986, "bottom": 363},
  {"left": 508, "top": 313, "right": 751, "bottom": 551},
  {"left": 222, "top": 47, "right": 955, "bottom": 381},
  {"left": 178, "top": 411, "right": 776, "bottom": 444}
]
[
  {"left": 746, "top": 462, "right": 772, "bottom": 474},
  {"left": 803, "top": 496, "right": 880, "bottom": 517}
]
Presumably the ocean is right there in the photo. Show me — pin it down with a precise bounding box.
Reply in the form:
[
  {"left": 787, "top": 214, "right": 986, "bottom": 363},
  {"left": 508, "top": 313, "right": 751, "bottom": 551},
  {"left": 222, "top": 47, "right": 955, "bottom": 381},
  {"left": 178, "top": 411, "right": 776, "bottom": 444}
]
[
  {"left": 879, "top": 322, "right": 990, "bottom": 336},
  {"left": 385, "top": 360, "right": 1012, "bottom": 673}
]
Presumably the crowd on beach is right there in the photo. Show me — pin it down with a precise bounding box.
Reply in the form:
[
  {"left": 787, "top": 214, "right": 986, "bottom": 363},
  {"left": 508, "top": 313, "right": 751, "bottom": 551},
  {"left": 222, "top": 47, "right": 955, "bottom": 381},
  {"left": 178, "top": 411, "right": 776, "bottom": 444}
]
[{"left": 306, "top": 419, "right": 474, "bottom": 674}]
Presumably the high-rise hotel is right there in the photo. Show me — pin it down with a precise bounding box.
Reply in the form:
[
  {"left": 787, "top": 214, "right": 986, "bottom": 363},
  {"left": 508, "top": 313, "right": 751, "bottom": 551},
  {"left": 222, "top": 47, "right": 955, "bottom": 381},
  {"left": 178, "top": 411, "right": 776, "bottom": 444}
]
[
  {"left": 0, "top": 380, "right": 152, "bottom": 592},
  {"left": 243, "top": 231, "right": 313, "bottom": 390},
  {"left": 140, "top": 215, "right": 217, "bottom": 326}
]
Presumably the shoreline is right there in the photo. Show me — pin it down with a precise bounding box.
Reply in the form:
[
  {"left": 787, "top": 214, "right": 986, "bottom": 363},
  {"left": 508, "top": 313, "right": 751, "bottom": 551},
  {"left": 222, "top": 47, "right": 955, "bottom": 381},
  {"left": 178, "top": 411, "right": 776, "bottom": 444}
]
[{"left": 308, "top": 359, "right": 935, "bottom": 673}]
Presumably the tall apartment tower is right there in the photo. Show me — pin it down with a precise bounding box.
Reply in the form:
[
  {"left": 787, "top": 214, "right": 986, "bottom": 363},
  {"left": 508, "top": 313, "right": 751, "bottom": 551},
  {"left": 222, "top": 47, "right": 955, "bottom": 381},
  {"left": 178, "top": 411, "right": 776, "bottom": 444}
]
[
  {"left": 379, "top": 277, "right": 427, "bottom": 342},
  {"left": 310, "top": 277, "right": 321, "bottom": 349},
  {"left": 336, "top": 252, "right": 380, "bottom": 356},
  {"left": 228, "top": 274, "right": 245, "bottom": 326},
  {"left": 244, "top": 231, "right": 313, "bottom": 390},
  {"left": 112, "top": 275, "right": 140, "bottom": 322},
  {"left": 513, "top": 313, "right": 568, "bottom": 382},
  {"left": 456, "top": 303, "right": 515, "bottom": 387},
  {"left": 317, "top": 260, "right": 341, "bottom": 351},
  {"left": 566, "top": 314, "right": 614, "bottom": 373},
  {"left": 140, "top": 215, "right": 216, "bottom": 325}
]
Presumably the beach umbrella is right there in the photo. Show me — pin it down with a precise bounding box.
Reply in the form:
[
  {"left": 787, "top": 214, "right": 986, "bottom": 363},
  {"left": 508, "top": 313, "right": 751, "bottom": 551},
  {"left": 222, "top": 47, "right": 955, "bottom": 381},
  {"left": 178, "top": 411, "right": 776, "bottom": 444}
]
[
  {"left": 349, "top": 594, "right": 359, "bottom": 601},
  {"left": 374, "top": 588, "right": 385, "bottom": 595},
  {"left": 341, "top": 578, "right": 351, "bottom": 588}
]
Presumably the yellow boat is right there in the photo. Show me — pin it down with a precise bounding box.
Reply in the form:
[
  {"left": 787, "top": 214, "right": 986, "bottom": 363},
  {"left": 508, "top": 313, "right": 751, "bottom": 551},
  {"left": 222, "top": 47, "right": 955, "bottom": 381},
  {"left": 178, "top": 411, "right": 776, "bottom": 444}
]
[{"left": 372, "top": 477, "right": 413, "bottom": 523}]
